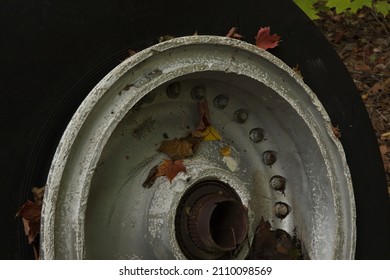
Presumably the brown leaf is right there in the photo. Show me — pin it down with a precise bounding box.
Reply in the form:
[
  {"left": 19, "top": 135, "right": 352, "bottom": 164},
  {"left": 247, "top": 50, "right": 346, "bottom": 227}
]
[
  {"left": 142, "top": 164, "right": 159, "bottom": 188},
  {"left": 250, "top": 217, "right": 302, "bottom": 260},
  {"left": 158, "top": 136, "right": 199, "bottom": 160},
  {"left": 192, "top": 125, "right": 222, "bottom": 141},
  {"left": 380, "top": 145, "right": 390, "bottom": 173},
  {"left": 226, "top": 27, "right": 244, "bottom": 39},
  {"left": 332, "top": 125, "right": 342, "bottom": 138},
  {"left": 127, "top": 49, "right": 136, "bottom": 58},
  {"left": 142, "top": 160, "right": 187, "bottom": 187},
  {"left": 196, "top": 99, "right": 211, "bottom": 131},
  {"left": 156, "top": 159, "right": 187, "bottom": 182},
  {"left": 191, "top": 99, "right": 223, "bottom": 141},
  {"left": 292, "top": 64, "right": 303, "bottom": 79},
  {"left": 255, "top": 27, "right": 281, "bottom": 50},
  {"left": 32, "top": 186, "right": 45, "bottom": 205},
  {"left": 220, "top": 146, "right": 232, "bottom": 156},
  {"left": 16, "top": 200, "right": 41, "bottom": 244},
  {"left": 353, "top": 61, "right": 370, "bottom": 71},
  {"left": 381, "top": 132, "right": 390, "bottom": 139}
]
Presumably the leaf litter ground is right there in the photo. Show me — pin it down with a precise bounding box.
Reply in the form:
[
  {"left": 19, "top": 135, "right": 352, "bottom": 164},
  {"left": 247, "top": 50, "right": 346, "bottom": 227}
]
[{"left": 315, "top": 8, "right": 390, "bottom": 195}]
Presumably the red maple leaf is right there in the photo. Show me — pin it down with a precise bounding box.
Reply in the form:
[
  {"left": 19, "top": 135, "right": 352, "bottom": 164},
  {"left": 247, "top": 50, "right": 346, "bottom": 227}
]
[
  {"left": 157, "top": 159, "right": 186, "bottom": 182},
  {"left": 142, "top": 159, "right": 187, "bottom": 188},
  {"left": 255, "top": 27, "right": 281, "bottom": 50}
]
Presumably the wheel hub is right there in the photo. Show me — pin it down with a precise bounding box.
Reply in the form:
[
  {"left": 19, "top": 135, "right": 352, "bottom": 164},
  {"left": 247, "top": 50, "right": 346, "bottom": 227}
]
[{"left": 175, "top": 180, "right": 248, "bottom": 259}]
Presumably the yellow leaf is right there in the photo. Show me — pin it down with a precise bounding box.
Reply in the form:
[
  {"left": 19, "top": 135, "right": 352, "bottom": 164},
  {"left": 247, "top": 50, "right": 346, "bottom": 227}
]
[
  {"left": 220, "top": 146, "right": 232, "bottom": 156},
  {"left": 193, "top": 125, "right": 222, "bottom": 141}
]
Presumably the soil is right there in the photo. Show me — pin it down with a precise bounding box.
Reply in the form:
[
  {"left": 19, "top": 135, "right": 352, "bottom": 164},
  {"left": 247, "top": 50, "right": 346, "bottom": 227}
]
[{"left": 315, "top": 8, "right": 390, "bottom": 195}]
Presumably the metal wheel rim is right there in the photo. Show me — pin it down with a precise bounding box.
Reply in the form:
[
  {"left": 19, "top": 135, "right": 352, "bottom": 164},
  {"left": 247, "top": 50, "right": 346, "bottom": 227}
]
[{"left": 41, "top": 36, "right": 356, "bottom": 259}]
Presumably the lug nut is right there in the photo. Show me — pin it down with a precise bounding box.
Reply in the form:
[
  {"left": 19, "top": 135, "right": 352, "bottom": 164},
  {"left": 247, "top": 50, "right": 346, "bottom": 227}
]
[
  {"left": 213, "top": 94, "right": 229, "bottom": 109},
  {"left": 166, "top": 82, "right": 181, "bottom": 99},
  {"left": 262, "top": 150, "right": 277, "bottom": 166},
  {"left": 249, "top": 128, "right": 264, "bottom": 143},
  {"left": 274, "top": 202, "right": 290, "bottom": 219},
  {"left": 234, "top": 108, "right": 249, "bottom": 124},
  {"left": 191, "top": 85, "right": 206, "bottom": 101},
  {"left": 269, "top": 175, "right": 286, "bottom": 193}
]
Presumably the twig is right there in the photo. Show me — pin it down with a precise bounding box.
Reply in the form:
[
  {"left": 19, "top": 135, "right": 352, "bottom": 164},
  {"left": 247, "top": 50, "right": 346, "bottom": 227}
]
[
  {"left": 349, "top": 70, "right": 387, "bottom": 78},
  {"left": 375, "top": 109, "right": 390, "bottom": 124},
  {"left": 371, "top": 10, "right": 389, "bottom": 35}
]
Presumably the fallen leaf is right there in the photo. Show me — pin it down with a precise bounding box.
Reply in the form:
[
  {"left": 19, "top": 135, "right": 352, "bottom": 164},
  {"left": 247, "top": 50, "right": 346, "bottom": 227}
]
[
  {"left": 380, "top": 144, "right": 388, "bottom": 155},
  {"left": 32, "top": 186, "right": 45, "bottom": 205},
  {"left": 158, "top": 136, "right": 200, "bottom": 160},
  {"left": 196, "top": 99, "right": 211, "bottom": 131},
  {"left": 381, "top": 132, "right": 390, "bottom": 139},
  {"left": 249, "top": 217, "right": 303, "bottom": 260},
  {"left": 353, "top": 61, "right": 370, "bottom": 71},
  {"left": 255, "top": 27, "right": 281, "bottom": 50},
  {"left": 220, "top": 146, "right": 232, "bottom": 156},
  {"left": 156, "top": 159, "right": 187, "bottom": 182},
  {"left": 142, "top": 164, "right": 159, "bottom": 188},
  {"left": 368, "top": 80, "right": 388, "bottom": 95},
  {"left": 142, "top": 160, "right": 187, "bottom": 187},
  {"left": 292, "top": 64, "right": 303, "bottom": 78},
  {"left": 222, "top": 156, "right": 238, "bottom": 172},
  {"left": 226, "top": 27, "right": 244, "bottom": 39},
  {"left": 361, "top": 92, "right": 369, "bottom": 101},
  {"left": 127, "top": 49, "right": 136, "bottom": 58},
  {"left": 16, "top": 200, "right": 41, "bottom": 245},
  {"left": 332, "top": 125, "right": 342, "bottom": 138},
  {"left": 192, "top": 125, "right": 222, "bottom": 141},
  {"left": 158, "top": 35, "right": 175, "bottom": 42}
]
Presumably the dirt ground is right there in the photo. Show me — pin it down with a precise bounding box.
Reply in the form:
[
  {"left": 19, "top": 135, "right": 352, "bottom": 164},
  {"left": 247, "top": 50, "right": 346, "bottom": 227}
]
[{"left": 315, "top": 8, "right": 390, "bottom": 195}]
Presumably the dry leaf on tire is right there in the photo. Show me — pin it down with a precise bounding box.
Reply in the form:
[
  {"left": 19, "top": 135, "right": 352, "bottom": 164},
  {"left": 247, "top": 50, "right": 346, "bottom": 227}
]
[
  {"left": 255, "top": 27, "right": 281, "bottom": 50},
  {"left": 32, "top": 186, "right": 45, "bottom": 205},
  {"left": 332, "top": 125, "right": 342, "bottom": 138},
  {"left": 15, "top": 200, "right": 42, "bottom": 245},
  {"left": 226, "top": 27, "right": 244, "bottom": 39}
]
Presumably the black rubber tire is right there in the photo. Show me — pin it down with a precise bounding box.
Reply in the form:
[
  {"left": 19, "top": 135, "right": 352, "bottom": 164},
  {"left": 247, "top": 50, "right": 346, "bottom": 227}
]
[{"left": 1, "top": 0, "right": 389, "bottom": 259}]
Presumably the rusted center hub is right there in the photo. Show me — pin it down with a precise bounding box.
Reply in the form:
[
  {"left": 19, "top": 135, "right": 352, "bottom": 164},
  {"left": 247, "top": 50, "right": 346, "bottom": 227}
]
[{"left": 175, "top": 180, "right": 248, "bottom": 259}]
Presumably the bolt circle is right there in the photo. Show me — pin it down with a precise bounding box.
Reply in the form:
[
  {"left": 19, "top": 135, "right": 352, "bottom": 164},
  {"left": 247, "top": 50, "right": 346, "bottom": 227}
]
[
  {"left": 262, "top": 150, "right": 277, "bottom": 166},
  {"left": 166, "top": 82, "right": 181, "bottom": 99},
  {"left": 234, "top": 108, "right": 249, "bottom": 124},
  {"left": 274, "top": 202, "right": 290, "bottom": 219},
  {"left": 191, "top": 85, "right": 206, "bottom": 101},
  {"left": 213, "top": 94, "right": 229, "bottom": 109},
  {"left": 249, "top": 127, "right": 265, "bottom": 143},
  {"left": 269, "top": 175, "right": 286, "bottom": 193}
]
